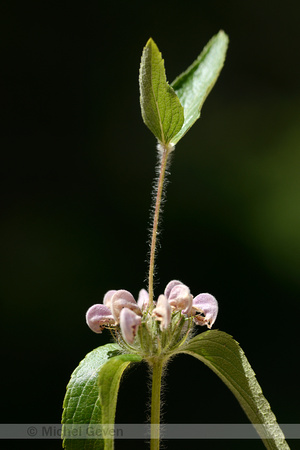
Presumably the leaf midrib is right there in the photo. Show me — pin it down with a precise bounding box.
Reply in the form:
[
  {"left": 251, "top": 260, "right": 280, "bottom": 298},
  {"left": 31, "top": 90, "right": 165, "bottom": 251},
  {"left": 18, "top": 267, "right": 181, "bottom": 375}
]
[{"left": 151, "top": 52, "right": 165, "bottom": 145}]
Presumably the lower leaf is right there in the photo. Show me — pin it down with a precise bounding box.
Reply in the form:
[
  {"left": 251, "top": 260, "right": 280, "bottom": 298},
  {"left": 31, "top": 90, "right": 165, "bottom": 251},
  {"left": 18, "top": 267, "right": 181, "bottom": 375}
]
[
  {"left": 178, "top": 330, "right": 289, "bottom": 450},
  {"left": 98, "top": 352, "right": 143, "bottom": 449},
  {"left": 62, "top": 343, "right": 141, "bottom": 449}
]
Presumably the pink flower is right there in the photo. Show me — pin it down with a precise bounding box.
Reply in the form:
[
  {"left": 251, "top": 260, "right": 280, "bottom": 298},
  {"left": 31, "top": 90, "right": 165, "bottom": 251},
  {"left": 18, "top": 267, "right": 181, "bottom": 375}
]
[
  {"left": 86, "top": 283, "right": 218, "bottom": 339},
  {"left": 120, "top": 308, "right": 142, "bottom": 344},
  {"left": 191, "top": 293, "right": 218, "bottom": 328},
  {"left": 86, "top": 304, "right": 115, "bottom": 333},
  {"left": 110, "top": 289, "right": 142, "bottom": 323},
  {"left": 164, "top": 280, "right": 193, "bottom": 314}
]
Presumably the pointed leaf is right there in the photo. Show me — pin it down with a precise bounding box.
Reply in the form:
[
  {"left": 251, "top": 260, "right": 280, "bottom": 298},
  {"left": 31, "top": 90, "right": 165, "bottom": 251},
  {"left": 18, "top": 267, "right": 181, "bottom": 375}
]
[
  {"left": 171, "top": 30, "right": 229, "bottom": 144},
  {"left": 62, "top": 343, "right": 142, "bottom": 449},
  {"left": 178, "top": 330, "right": 289, "bottom": 450},
  {"left": 139, "top": 38, "right": 184, "bottom": 145}
]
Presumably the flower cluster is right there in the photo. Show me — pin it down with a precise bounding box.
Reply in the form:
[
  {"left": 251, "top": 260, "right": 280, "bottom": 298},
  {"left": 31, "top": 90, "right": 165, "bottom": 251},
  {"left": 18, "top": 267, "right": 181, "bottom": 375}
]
[{"left": 86, "top": 280, "right": 218, "bottom": 349}]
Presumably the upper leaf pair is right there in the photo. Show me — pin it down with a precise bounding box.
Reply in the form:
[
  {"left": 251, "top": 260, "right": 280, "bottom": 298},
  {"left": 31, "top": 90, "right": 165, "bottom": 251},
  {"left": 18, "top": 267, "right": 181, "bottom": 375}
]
[{"left": 139, "top": 30, "right": 229, "bottom": 147}]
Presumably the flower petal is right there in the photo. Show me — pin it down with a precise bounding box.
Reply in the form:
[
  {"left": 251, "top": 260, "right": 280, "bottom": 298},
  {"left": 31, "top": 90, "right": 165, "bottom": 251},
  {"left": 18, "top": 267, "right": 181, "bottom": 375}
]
[
  {"left": 137, "top": 288, "right": 149, "bottom": 311},
  {"left": 168, "top": 283, "right": 193, "bottom": 314},
  {"left": 120, "top": 308, "right": 142, "bottom": 344},
  {"left": 110, "top": 289, "right": 142, "bottom": 323},
  {"left": 164, "top": 280, "right": 184, "bottom": 299},
  {"left": 152, "top": 294, "right": 171, "bottom": 330},
  {"left": 86, "top": 304, "right": 115, "bottom": 333},
  {"left": 192, "top": 293, "right": 218, "bottom": 328},
  {"left": 103, "top": 290, "right": 117, "bottom": 309}
]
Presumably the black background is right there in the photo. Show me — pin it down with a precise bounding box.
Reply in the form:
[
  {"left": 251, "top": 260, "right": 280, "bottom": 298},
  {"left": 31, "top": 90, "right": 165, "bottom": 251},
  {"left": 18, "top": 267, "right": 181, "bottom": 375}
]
[{"left": 1, "top": 0, "right": 300, "bottom": 449}]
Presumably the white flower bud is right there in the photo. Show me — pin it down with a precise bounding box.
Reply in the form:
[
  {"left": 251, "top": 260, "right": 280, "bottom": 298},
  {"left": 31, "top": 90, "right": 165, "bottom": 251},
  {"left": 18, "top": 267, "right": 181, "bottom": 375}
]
[
  {"left": 152, "top": 294, "right": 171, "bottom": 330},
  {"left": 137, "top": 288, "right": 149, "bottom": 311}
]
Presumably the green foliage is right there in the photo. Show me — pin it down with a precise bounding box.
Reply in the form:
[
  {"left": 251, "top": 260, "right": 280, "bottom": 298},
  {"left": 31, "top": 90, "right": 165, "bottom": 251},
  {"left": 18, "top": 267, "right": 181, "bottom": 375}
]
[
  {"left": 179, "top": 330, "right": 289, "bottom": 450},
  {"left": 98, "top": 352, "right": 142, "bottom": 449},
  {"left": 171, "top": 30, "right": 228, "bottom": 144},
  {"left": 139, "top": 38, "right": 184, "bottom": 146},
  {"left": 62, "top": 33, "right": 290, "bottom": 450},
  {"left": 62, "top": 343, "right": 141, "bottom": 449},
  {"left": 62, "top": 333, "right": 289, "bottom": 449},
  {"left": 139, "top": 31, "right": 228, "bottom": 146}
]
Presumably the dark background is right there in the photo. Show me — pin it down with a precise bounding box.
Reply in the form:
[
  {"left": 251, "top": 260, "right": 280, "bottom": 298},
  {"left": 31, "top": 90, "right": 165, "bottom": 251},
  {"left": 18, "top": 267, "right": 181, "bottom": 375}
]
[{"left": 1, "top": 0, "right": 300, "bottom": 448}]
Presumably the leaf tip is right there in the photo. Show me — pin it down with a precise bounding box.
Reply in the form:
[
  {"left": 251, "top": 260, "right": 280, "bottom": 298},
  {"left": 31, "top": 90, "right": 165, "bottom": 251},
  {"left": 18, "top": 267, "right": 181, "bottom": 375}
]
[
  {"left": 145, "top": 37, "right": 157, "bottom": 50},
  {"left": 217, "top": 29, "right": 230, "bottom": 46}
]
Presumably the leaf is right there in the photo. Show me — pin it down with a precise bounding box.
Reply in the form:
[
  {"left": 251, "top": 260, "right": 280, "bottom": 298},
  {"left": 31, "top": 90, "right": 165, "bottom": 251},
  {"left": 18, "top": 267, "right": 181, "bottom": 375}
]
[
  {"left": 62, "top": 343, "right": 142, "bottom": 449},
  {"left": 178, "top": 330, "right": 289, "bottom": 450},
  {"left": 98, "top": 352, "right": 142, "bottom": 449},
  {"left": 139, "top": 38, "right": 184, "bottom": 146},
  {"left": 171, "top": 30, "right": 229, "bottom": 144}
]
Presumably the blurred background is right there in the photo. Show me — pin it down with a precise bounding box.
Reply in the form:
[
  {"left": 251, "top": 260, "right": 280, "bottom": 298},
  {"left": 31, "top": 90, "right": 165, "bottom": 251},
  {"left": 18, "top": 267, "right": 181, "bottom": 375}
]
[{"left": 1, "top": 0, "right": 300, "bottom": 448}]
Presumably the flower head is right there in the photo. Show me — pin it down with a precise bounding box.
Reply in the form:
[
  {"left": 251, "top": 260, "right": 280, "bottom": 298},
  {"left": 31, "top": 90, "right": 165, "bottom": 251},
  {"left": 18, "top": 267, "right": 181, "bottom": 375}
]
[{"left": 85, "top": 282, "right": 218, "bottom": 353}]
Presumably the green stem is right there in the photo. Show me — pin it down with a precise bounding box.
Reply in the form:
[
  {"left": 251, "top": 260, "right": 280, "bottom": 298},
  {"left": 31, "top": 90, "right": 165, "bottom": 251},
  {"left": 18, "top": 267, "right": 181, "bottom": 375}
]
[
  {"left": 148, "top": 145, "right": 171, "bottom": 308},
  {"left": 150, "top": 358, "right": 164, "bottom": 450}
]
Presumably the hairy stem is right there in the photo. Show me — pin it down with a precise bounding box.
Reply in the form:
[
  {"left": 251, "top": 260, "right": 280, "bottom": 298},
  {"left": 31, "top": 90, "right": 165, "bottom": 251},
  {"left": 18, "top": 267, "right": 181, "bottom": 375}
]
[
  {"left": 150, "top": 359, "right": 164, "bottom": 450},
  {"left": 148, "top": 144, "right": 172, "bottom": 308}
]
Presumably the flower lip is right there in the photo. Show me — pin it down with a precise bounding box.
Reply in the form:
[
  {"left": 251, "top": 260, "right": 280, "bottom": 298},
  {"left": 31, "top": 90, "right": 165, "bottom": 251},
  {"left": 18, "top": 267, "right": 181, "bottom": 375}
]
[
  {"left": 86, "top": 304, "right": 115, "bottom": 333},
  {"left": 110, "top": 289, "right": 142, "bottom": 323},
  {"left": 120, "top": 308, "right": 142, "bottom": 344},
  {"left": 192, "top": 293, "right": 218, "bottom": 328}
]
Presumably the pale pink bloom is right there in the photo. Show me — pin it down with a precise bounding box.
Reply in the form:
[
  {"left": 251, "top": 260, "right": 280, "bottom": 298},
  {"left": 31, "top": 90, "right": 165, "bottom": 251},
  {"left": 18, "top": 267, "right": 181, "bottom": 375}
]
[
  {"left": 152, "top": 294, "right": 171, "bottom": 330},
  {"left": 120, "top": 308, "right": 142, "bottom": 344},
  {"left": 191, "top": 293, "right": 218, "bottom": 328},
  {"left": 86, "top": 304, "right": 115, "bottom": 333},
  {"left": 164, "top": 280, "right": 193, "bottom": 314},
  {"left": 110, "top": 289, "right": 142, "bottom": 323}
]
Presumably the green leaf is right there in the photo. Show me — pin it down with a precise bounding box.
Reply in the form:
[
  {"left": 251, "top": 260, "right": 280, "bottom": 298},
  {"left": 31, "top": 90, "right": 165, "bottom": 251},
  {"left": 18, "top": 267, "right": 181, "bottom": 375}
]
[
  {"left": 98, "top": 352, "right": 142, "bottom": 449},
  {"left": 62, "top": 343, "right": 142, "bottom": 449},
  {"left": 178, "top": 330, "right": 289, "bottom": 450},
  {"left": 139, "top": 38, "right": 184, "bottom": 146},
  {"left": 171, "top": 30, "right": 229, "bottom": 144}
]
